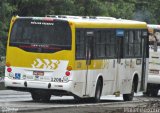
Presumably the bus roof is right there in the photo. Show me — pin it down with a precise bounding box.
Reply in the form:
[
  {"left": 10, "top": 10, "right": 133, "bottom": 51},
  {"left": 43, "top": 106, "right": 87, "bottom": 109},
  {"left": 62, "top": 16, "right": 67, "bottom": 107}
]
[
  {"left": 147, "top": 24, "right": 160, "bottom": 30},
  {"left": 47, "top": 15, "right": 147, "bottom": 29},
  {"left": 14, "top": 15, "right": 147, "bottom": 29},
  {"left": 72, "top": 19, "right": 147, "bottom": 29}
]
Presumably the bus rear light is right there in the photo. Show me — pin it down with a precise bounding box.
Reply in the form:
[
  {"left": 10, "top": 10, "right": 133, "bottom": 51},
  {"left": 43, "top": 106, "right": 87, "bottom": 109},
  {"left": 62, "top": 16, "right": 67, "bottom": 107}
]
[
  {"left": 12, "top": 19, "right": 15, "bottom": 23},
  {"left": 65, "top": 71, "right": 70, "bottom": 76},
  {"left": 6, "top": 62, "right": 11, "bottom": 67},
  {"left": 67, "top": 66, "right": 72, "bottom": 71},
  {"left": 69, "top": 22, "right": 73, "bottom": 26},
  {"left": 43, "top": 17, "right": 54, "bottom": 22},
  {"left": 7, "top": 68, "right": 12, "bottom": 72},
  {"left": 11, "top": 16, "right": 18, "bottom": 23}
]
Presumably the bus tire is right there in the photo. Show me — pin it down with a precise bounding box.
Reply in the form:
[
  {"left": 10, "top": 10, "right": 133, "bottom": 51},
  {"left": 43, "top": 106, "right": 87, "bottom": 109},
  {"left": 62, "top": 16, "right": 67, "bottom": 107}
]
[
  {"left": 147, "top": 86, "right": 159, "bottom": 97},
  {"left": 150, "top": 89, "right": 159, "bottom": 97},
  {"left": 123, "top": 82, "right": 135, "bottom": 101},
  {"left": 93, "top": 78, "right": 102, "bottom": 102},
  {"left": 31, "top": 92, "right": 51, "bottom": 102},
  {"left": 41, "top": 94, "right": 51, "bottom": 102},
  {"left": 31, "top": 92, "right": 41, "bottom": 102},
  {"left": 146, "top": 84, "right": 159, "bottom": 97},
  {"left": 74, "top": 96, "right": 83, "bottom": 103}
]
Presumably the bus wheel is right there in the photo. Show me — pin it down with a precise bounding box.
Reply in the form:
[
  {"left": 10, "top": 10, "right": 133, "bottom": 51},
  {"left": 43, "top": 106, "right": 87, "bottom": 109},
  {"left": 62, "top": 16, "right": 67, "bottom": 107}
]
[
  {"left": 94, "top": 79, "right": 102, "bottom": 102},
  {"left": 31, "top": 92, "right": 41, "bottom": 102},
  {"left": 41, "top": 94, "right": 51, "bottom": 102},
  {"left": 123, "top": 82, "right": 135, "bottom": 101},
  {"left": 149, "top": 88, "right": 159, "bottom": 97},
  {"left": 31, "top": 92, "right": 51, "bottom": 102},
  {"left": 146, "top": 84, "right": 159, "bottom": 97}
]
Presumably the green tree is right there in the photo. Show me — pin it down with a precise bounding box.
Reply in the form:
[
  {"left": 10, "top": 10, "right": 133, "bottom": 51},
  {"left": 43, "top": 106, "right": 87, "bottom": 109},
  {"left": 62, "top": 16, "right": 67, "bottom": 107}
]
[
  {"left": 0, "top": 0, "right": 16, "bottom": 37},
  {"left": 133, "top": 0, "right": 157, "bottom": 23},
  {"left": 104, "top": 0, "right": 136, "bottom": 19},
  {"left": 47, "top": 0, "right": 76, "bottom": 15},
  {"left": 0, "top": 0, "right": 15, "bottom": 56},
  {"left": 9, "top": 0, "right": 50, "bottom": 16},
  {"left": 74, "top": 0, "right": 107, "bottom": 16},
  {"left": 1, "top": 0, "right": 160, "bottom": 40}
]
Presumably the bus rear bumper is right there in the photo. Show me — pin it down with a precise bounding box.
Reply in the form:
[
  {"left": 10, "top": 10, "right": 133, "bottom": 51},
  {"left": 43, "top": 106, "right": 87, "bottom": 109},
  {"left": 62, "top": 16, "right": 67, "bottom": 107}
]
[{"left": 4, "top": 77, "right": 75, "bottom": 96}]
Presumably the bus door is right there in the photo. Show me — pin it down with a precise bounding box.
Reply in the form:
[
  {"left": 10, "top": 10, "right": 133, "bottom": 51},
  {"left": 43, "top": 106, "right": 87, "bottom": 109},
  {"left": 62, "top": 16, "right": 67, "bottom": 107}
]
[
  {"left": 84, "top": 31, "right": 94, "bottom": 96},
  {"left": 115, "top": 29, "right": 126, "bottom": 93}
]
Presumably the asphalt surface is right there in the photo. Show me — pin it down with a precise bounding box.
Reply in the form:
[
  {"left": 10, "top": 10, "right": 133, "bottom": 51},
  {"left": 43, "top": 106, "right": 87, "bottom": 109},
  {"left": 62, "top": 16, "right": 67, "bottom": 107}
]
[{"left": 0, "top": 90, "right": 159, "bottom": 113}]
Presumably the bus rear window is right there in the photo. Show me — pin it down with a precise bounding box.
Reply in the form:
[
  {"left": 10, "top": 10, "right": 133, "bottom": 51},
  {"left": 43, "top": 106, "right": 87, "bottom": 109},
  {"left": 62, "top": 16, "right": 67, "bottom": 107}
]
[{"left": 10, "top": 18, "right": 71, "bottom": 53}]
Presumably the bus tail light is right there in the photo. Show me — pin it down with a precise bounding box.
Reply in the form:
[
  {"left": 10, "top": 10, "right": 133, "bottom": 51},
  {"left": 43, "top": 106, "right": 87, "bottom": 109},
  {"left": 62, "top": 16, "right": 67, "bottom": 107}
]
[
  {"left": 65, "top": 71, "right": 70, "bottom": 76},
  {"left": 7, "top": 67, "right": 12, "bottom": 72},
  {"left": 6, "top": 62, "right": 11, "bottom": 67},
  {"left": 67, "top": 66, "right": 72, "bottom": 71},
  {"left": 43, "top": 17, "right": 54, "bottom": 22}
]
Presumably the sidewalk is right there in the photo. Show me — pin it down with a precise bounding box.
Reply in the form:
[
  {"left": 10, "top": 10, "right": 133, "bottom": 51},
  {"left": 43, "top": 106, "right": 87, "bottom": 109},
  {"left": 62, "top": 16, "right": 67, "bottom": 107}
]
[
  {"left": 0, "top": 81, "right": 5, "bottom": 90},
  {"left": 0, "top": 90, "right": 30, "bottom": 95},
  {"left": 0, "top": 77, "right": 4, "bottom": 82}
]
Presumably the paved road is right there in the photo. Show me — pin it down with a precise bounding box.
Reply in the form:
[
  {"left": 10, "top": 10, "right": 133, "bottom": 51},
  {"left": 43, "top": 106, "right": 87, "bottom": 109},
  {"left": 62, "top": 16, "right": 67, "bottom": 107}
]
[{"left": 0, "top": 90, "right": 159, "bottom": 113}]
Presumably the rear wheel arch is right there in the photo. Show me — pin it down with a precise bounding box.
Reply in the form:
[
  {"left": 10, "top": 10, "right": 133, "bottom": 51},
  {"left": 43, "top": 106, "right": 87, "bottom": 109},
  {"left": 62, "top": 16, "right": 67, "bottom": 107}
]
[
  {"left": 97, "top": 76, "right": 103, "bottom": 88},
  {"left": 133, "top": 74, "right": 139, "bottom": 93},
  {"left": 93, "top": 75, "right": 103, "bottom": 102},
  {"left": 95, "top": 74, "right": 103, "bottom": 91},
  {"left": 123, "top": 74, "right": 139, "bottom": 101}
]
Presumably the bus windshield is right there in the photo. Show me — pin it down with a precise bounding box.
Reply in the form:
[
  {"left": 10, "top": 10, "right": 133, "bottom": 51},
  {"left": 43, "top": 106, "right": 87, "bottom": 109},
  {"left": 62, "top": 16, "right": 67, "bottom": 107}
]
[{"left": 10, "top": 18, "right": 71, "bottom": 53}]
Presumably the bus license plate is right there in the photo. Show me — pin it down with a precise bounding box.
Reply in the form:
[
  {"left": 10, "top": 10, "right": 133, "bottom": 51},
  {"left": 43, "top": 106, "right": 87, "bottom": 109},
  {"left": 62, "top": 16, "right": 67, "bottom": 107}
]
[{"left": 33, "top": 71, "right": 44, "bottom": 76}]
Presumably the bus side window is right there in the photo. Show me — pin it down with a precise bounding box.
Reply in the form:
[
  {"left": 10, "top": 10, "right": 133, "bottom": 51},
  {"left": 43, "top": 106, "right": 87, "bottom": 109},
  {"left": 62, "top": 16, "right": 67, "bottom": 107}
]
[
  {"left": 95, "top": 30, "right": 106, "bottom": 58},
  {"left": 86, "top": 31, "right": 94, "bottom": 65},
  {"left": 124, "top": 30, "right": 129, "bottom": 57},
  {"left": 76, "top": 29, "right": 86, "bottom": 59},
  {"left": 124, "top": 30, "right": 143, "bottom": 58},
  {"left": 134, "top": 30, "right": 142, "bottom": 57}
]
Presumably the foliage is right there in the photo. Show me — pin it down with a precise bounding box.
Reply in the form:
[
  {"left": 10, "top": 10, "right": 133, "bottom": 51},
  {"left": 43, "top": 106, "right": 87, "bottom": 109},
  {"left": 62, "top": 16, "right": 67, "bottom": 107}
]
[
  {"left": 0, "top": 0, "right": 16, "bottom": 37},
  {"left": 104, "top": 0, "right": 136, "bottom": 19}
]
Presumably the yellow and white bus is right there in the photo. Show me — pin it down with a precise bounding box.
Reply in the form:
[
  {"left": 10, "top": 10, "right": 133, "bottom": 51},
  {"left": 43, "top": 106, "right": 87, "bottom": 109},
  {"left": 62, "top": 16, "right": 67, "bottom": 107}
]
[
  {"left": 5, "top": 15, "right": 149, "bottom": 102},
  {"left": 146, "top": 24, "right": 160, "bottom": 96}
]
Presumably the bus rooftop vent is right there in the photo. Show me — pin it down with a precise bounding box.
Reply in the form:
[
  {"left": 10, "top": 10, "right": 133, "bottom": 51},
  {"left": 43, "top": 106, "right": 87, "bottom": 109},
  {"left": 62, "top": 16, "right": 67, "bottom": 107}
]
[
  {"left": 46, "top": 15, "right": 82, "bottom": 19},
  {"left": 46, "top": 15, "right": 116, "bottom": 20}
]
